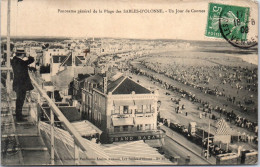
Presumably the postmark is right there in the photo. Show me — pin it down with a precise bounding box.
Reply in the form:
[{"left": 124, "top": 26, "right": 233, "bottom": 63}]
[{"left": 205, "top": 3, "right": 258, "bottom": 49}]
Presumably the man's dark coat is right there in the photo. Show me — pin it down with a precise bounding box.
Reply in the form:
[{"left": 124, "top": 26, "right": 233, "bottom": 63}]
[{"left": 11, "top": 56, "right": 34, "bottom": 92}]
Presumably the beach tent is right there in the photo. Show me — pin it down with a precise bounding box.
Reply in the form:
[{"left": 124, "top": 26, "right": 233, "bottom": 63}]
[{"left": 214, "top": 118, "right": 231, "bottom": 144}]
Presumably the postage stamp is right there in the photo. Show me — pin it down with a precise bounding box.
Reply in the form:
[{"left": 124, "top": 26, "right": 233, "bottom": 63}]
[{"left": 205, "top": 3, "right": 257, "bottom": 48}]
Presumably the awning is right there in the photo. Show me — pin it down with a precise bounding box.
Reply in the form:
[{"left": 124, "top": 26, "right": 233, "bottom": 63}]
[
  {"left": 134, "top": 99, "right": 154, "bottom": 105},
  {"left": 102, "top": 141, "right": 173, "bottom": 165},
  {"left": 71, "top": 120, "right": 102, "bottom": 137},
  {"left": 113, "top": 100, "right": 134, "bottom": 106},
  {"left": 135, "top": 117, "right": 154, "bottom": 125},
  {"left": 112, "top": 117, "right": 134, "bottom": 126}
]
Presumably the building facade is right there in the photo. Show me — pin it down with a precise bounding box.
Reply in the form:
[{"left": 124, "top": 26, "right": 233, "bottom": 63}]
[
  {"left": 72, "top": 74, "right": 91, "bottom": 101},
  {"left": 43, "top": 46, "right": 68, "bottom": 65},
  {"left": 81, "top": 73, "right": 164, "bottom": 143}
]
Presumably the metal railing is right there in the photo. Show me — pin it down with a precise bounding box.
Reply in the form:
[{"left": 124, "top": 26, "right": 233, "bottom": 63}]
[
  {"left": 1, "top": 66, "right": 114, "bottom": 165},
  {"left": 29, "top": 72, "right": 114, "bottom": 165}
]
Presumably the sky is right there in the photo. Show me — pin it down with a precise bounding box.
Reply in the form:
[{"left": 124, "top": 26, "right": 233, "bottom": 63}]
[{"left": 1, "top": 0, "right": 258, "bottom": 40}]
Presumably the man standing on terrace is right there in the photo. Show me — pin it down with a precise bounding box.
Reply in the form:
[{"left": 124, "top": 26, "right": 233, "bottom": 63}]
[{"left": 11, "top": 48, "right": 34, "bottom": 122}]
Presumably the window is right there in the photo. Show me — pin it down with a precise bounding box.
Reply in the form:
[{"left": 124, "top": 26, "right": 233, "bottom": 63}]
[
  {"left": 145, "top": 124, "right": 151, "bottom": 130},
  {"left": 98, "top": 112, "right": 102, "bottom": 124},
  {"left": 114, "top": 106, "right": 120, "bottom": 114},
  {"left": 88, "top": 83, "right": 91, "bottom": 92},
  {"left": 144, "top": 105, "right": 151, "bottom": 113},
  {"left": 136, "top": 105, "right": 143, "bottom": 113},
  {"left": 87, "top": 96, "right": 92, "bottom": 108},
  {"left": 94, "top": 94, "right": 97, "bottom": 103},
  {"left": 85, "top": 95, "right": 88, "bottom": 104},
  {"left": 114, "top": 126, "right": 120, "bottom": 132},
  {"left": 123, "top": 125, "right": 128, "bottom": 131},
  {"left": 89, "top": 109, "right": 92, "bottom": 120},
  {"left": 151, "top": 107, "right": 155, "bottom": 113},
  {"left": 137, "top": 124, "right": 143, "bottom": 131},
  {"left": 119, "top": 106, "right": 123, "bottom": 114},
  {"left": 123, "top": 106, "right": 129, "bottom": 114},
  {"left": 99, "top": 96, "right": 102, "bottom": 106},
  {"left": 82, "top": 94, "right": 85, "bottom": 103},
  {"left": 85, "top": 82, "right": 88, "bottom": 90}
]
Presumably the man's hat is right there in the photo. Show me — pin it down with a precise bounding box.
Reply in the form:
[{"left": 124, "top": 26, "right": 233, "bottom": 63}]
[
  {"left": 15, "top": 48, "right": 27, "bottom": 57},
  {"left": 16, "top": 48, "right": 26, "bottom": 54}
]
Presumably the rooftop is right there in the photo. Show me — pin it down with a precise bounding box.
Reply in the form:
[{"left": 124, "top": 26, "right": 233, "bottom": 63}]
[
  {"left": 52, "top": 55, "right": 68, "bottom": 64},
  {"left": 76, "top": 74, "right": 91, "bottom": 81},
  {"left": 60, "top": 54, "right": 83, "bottom": 66},
  {"left": 85, "top": 73, "right": 151, "bottom": 95},
  {"left": 59, "top": 106, "right": 81, "bottom": 122},
  {"left": 101, "top": 141, "right": 173, "bottom": 165},
  {"left": 41, "top": 105, "right": 81, "bottom": 122},
  {"left": 71, "top": 120, "right": 102, "bottom": 137},
  {"left": 109, "top": 77, "right": 151, "bottom": 95},
  {"left": 86, "top": 75, "right": 103, "bottom": 85}
]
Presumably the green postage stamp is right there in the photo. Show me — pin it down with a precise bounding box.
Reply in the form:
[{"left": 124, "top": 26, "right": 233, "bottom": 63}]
[
  {"left": 206, "top": 3, "right": 249, "bottom": 40},
  {"left": 205, "top": 3, "right": 257, "bottom": 48}
]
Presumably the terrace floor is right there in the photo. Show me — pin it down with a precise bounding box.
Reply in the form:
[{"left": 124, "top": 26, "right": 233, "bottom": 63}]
[{"left": 1, "top": 90, "right": 51, "bottom": 166}]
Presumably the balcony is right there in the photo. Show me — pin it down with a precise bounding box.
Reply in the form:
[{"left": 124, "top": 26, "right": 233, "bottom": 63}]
[
  {"left": 135, "top": 112, "right": 154, "bottom": 118},
  {"left": 111, "top": 114, "right": 133, "bottom": 119}
]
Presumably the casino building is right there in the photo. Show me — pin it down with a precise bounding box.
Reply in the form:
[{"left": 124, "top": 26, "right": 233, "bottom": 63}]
[{"left": 81, "top": 72, "right": 164, "bottom": 144}]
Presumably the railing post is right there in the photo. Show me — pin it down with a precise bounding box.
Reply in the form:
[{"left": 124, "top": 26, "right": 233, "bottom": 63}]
[
  {"left": 6, "top": 0, "right": 11, "bottom": 94},
  {"left": 50, "top": 109, "right": 55, "bottom": 165},
  {"left": 27, "top": 92, "right": 32, "bottom": 117},
  {"left": 36, "top": 93, "right": 41, "bottom": 124},
  {"left": 36, "top": 93, "right": 41, "bottom": 136},
  {"left": 73, "top": 136, "right": 80, "bottom": 165},
  {"left": 7, "top": 93, "right": 11, "bottom": 116}
]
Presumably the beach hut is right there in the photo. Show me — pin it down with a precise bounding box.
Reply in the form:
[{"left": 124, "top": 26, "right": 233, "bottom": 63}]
[{"left": 214, "top": 118, "right": 231, "bottom": 149}]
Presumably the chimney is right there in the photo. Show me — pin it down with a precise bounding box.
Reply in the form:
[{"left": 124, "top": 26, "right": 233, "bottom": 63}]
[{"left": 103, "top": 73, "right": 107, "bottom": 94}]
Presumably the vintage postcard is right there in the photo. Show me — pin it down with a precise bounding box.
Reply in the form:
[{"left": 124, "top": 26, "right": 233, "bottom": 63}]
[{"left": 1, "top": 0, "right": 258, "bottom": 165}]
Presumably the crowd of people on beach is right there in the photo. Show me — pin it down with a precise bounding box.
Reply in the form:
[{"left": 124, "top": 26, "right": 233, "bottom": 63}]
[
  {"left": 141, "top": 59, "right": 257, "bottom": 114},
  {"left": 130, "top": 63, "right": 258, "bottom": 143}
]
